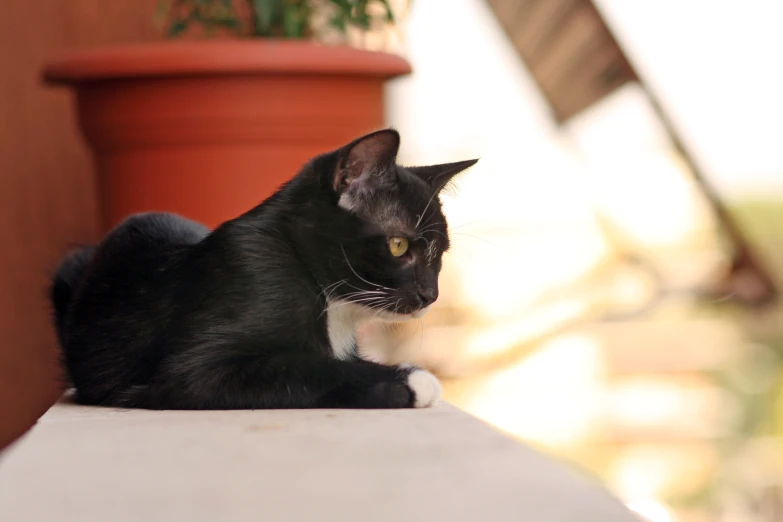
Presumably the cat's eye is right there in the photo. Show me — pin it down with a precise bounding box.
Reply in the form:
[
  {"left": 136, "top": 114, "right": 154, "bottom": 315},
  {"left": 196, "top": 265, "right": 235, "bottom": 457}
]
[{"left": 388, "top": 237, "right": 409, "bottom": 257}]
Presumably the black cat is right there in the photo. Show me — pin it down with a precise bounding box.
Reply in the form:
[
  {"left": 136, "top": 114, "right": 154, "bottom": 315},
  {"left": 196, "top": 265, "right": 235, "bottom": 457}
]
[{"left": 50, "top": 129, "right": 477, "bottom": 409}]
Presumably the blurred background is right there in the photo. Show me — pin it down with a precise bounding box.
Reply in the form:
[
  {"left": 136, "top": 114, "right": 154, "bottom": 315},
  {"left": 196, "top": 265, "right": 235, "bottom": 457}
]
[
  {"left": 2, "top": 1, "right": 783, "bottom": 521},
  {"left": 364, "top": 1, "right": 783, "bottom": 521}
]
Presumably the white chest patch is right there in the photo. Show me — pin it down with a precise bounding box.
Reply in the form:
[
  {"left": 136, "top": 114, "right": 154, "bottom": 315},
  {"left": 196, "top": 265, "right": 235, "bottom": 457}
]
[
  {"left": 325, "top": 300, "right": 362, "bottom": 360},
  {"left": 326, "top": 299, "right": 420, "bottom": 361}
]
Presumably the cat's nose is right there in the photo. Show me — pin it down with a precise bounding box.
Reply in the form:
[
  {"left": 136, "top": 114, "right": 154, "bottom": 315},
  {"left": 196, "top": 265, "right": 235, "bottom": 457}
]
[{"left": 417, "top": 287, "right": 438, "bottom": 307}]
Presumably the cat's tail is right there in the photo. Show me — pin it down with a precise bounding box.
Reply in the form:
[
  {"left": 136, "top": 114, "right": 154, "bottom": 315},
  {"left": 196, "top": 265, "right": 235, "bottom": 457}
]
[{"left": 50, "top": 246, "right": 95, "bottom": 348}]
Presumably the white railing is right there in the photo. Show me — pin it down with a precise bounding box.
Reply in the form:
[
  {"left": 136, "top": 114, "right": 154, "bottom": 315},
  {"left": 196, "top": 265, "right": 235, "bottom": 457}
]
[{"left": 0, "top": 398, "right": 639, "bottom": 522}]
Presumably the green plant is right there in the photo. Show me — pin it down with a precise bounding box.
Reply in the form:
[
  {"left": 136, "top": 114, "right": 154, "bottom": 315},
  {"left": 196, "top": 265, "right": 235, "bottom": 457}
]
[{"left": 157, "top": 0, "right": 399, "bottom": 39}]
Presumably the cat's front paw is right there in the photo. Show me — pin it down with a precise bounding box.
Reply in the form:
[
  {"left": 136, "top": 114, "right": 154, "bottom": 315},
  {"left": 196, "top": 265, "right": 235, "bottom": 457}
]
[{"left": 405, "top": 368, "right": 441, "bottom": 408}]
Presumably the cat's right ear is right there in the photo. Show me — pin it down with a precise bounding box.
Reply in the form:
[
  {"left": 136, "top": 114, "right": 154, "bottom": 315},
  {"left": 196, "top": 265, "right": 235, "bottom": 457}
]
[{"left": 333, "top": 129, "right": 400, "bottom": 195}]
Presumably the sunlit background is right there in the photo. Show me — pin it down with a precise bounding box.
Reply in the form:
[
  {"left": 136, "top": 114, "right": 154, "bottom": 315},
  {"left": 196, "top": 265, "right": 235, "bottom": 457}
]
[{"left": 357, "top": 1, "right": 783, "bottom": 521}]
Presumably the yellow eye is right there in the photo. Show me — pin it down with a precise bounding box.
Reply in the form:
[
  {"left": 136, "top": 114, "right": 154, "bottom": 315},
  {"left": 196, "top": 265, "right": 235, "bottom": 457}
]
[{"left": 388, "top": 237, "right": 409, "bottom": 257}]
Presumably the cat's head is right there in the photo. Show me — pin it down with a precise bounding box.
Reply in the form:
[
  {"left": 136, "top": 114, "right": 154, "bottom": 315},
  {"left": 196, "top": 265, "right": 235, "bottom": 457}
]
[{"left": 323, "top": 129, "right": 477, "bottom": 320}]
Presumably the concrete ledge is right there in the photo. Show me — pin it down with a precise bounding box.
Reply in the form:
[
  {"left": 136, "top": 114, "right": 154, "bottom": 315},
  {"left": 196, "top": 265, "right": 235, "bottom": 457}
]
[{"left": 0, "top": 399, "right": 637, "bottom": 521}]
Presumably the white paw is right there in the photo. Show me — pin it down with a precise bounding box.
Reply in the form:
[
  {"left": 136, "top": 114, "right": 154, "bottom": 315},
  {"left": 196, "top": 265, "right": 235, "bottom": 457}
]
[{"left": 406, "top": 368, "right": 441, "bottom": 408}]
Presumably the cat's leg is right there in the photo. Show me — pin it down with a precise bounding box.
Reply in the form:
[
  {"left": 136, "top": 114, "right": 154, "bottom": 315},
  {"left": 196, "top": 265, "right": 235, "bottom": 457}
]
[
  {"left": 130, "top": 350, "right": 441, "bottom": 410},
  {"left": 315, "top": 358, "right": 441, "bottom": 409}
]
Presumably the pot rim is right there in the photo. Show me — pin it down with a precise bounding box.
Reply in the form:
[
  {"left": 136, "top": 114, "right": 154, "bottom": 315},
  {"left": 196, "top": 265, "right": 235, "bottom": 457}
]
[{"left": 43, "top": 40, "right": 411, "bottom": 85}]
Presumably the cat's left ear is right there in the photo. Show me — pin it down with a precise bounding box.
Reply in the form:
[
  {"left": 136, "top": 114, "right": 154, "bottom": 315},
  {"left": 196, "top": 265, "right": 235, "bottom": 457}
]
[
  {"left": 333, "top": 129, "right": 400, "bottom": 194},
  {"left": 408, "top": 159, "right": 479, "bottom": 193}
]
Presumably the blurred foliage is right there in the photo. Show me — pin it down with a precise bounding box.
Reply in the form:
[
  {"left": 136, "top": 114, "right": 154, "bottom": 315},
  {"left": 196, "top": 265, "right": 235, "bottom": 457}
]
[
  {"left": 156, "top": 0, "right": 399, "bottom": 39},
  {"left": 731, "top": 200, "right": 783, "bottom": 286},
  {"left": 689, "top": 199, "right": 783, "bottom": 519}
]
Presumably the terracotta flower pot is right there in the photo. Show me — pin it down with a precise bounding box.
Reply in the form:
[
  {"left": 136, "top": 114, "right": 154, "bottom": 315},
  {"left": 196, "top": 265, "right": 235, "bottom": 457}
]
[{"left": 44, "top": 40, "right": 411, "bottom": 232}]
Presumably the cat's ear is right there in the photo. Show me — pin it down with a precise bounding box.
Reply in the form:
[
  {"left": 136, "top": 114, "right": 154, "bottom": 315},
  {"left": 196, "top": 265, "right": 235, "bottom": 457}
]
[
  {"left": 333, "top": 129, "right": 400, "bottom": 194},
  {"left": 408, "top": 159, "right": 479, "bottom": 193}
]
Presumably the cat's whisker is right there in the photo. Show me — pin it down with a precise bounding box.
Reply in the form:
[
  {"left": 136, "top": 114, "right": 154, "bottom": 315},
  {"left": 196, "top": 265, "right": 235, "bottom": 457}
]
[
  {"left": 417, "top": 205, "right": 441, "bottom": 230},
  {"left": 415, "top": 235, "right": 432, "bottom": 251},
  {"left": 318, "top": 295, "right": 389, "bottom": 318},
  {"left": 448, "top": 219, "right": 492, "bottom": 231},
  {"left": 419, "top": 221, "right": 446, "bottom": 229},
  {"left": 322, "top": 278, "right": 347, "bottom": 292},
  {"left": 416, "top": 228, "right": 447, "bottom": 240},
  {"left": 339, "top": 244, "right": 394, "bottom": 291},
  {"left": 336, "top": 295, "right": 387, "bottom": 304},
  {"left": 404, "top": 317, "right": 422, "bottom": 344},
  {"left": 340, "top": 290, "right": 388, "bottom": 299},
  {"left": 342, "top": 287, "right": 387, "bottom": 293},
  {"left": 338, "top": 291, "right": 390, "bottom": 305},
  {"left": 344, "top": 296, "right": 388, "bottom": 306},
  {"left": 342, "top": 281, "right": 384, "bottom": 294},
  {"left": 418, "top": 318, "right": 424, "bottom": 352},
  {"left": 372, "top": 300, "right": 395, "bottom": 321},
  {"left": 415, "top": 190, "right": 440, "bottom": 230},
  {"left": 349, "top": 298, "right": 390, "bottom": 307},
  {"left": 450, "top": 232, "right": 500, "bottom": 249},
  {"left": 417, "top": 222, "right": 448, "bottom": 235},
  {"left": 415, "top": 236, "right": 437, "bottom": 265},
  {"left": 318, "top": 279, "right": 348, "bottom": 300},
  {"left": 334, "top": 295, "right": 389, "bottom": 307},
  {"left": 339, "top": 296, "right": 387, "bottom": 305}
]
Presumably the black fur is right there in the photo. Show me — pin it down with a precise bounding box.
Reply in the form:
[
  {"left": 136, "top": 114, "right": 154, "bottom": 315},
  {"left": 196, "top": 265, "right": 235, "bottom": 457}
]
[
  {"left": 51, "top": 246, "right": 95, "bottom": 349},
  {"left": 50, "top": 130, "right": 477, "bottom": 409}
]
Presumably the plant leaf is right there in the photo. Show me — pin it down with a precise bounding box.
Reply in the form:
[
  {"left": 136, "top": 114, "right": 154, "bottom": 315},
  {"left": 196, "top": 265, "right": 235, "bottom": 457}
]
[
  {"left": 251, "top": 0, "right": 278, "bottom": 36},
  {"left": 330, "top": 14, "right": 347, "bottom": 34},
  {"left": 283, "top": 2, "right": 311, "bottom": 38},
  {"left": 168, "top": 18, "right": 189, "bottom": 37},
  {"left": 377, "top": 0, "right": 395, "bottom": 22}
]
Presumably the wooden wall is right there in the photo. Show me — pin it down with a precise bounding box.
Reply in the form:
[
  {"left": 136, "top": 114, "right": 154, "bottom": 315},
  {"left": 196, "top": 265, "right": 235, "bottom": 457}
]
[{"left": 0, "top": 0, "right": 160, "bottom": 449}]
